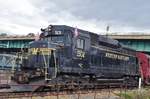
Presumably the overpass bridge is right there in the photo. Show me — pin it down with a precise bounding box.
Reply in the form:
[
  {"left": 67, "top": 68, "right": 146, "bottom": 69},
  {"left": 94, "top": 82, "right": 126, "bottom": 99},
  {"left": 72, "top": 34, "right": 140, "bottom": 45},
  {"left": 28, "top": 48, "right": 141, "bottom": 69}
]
[
  {"left": 0, "top": 35, "right": 149, "bottom": 53},
  {"left": 0, "top": 36, "right": 33, "bottom": 69},
  {"left": 0, "top": 36, "right": 33, "bottom": 48},
  {"left": 109, "top": 35, "right": 150, "bottom": 54}
]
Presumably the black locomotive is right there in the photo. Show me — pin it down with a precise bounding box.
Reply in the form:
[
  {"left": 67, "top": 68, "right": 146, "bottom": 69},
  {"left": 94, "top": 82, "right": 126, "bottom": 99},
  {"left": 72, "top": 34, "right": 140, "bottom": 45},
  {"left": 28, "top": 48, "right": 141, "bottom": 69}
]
[{"left": 13, "top": 25, "right": 139, "bottom": 88}]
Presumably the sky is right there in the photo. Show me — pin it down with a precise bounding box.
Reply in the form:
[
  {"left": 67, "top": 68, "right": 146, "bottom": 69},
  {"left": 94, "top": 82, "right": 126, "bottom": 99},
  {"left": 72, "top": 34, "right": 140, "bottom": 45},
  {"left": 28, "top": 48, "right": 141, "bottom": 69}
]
[{"left": 0, "top": 0, "right": 150, "bottom": 35}]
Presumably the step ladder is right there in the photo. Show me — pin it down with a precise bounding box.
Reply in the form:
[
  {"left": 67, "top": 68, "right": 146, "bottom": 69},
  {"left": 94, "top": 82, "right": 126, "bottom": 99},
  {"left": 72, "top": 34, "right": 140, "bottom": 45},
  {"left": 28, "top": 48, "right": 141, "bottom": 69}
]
[{"left": 42, "top": 49, "right": 57, "bottom": 81}]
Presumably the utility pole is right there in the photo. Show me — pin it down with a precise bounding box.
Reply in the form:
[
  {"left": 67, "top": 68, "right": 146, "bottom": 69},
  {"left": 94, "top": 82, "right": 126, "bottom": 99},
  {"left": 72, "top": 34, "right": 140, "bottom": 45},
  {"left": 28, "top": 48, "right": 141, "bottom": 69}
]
[{"left": 106, "top": 25, "right": 110, "bottom": 37}]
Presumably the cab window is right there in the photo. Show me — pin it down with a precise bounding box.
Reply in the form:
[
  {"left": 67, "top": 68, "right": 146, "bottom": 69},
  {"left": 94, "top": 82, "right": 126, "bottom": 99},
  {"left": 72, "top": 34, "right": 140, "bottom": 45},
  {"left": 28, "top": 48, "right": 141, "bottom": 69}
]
[{"left": 76, "top": 38, "right": 85, "bottom": 49}]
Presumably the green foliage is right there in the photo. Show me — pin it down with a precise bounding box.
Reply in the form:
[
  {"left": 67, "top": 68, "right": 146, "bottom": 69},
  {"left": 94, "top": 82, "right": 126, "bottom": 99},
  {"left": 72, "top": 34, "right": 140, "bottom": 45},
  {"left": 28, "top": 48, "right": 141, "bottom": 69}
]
[
  {"left": 117, "top": 93, "right": 133, "bottom": 99},
  {"left": 116, "top": 89, "right": 150, "bottom": 99}
]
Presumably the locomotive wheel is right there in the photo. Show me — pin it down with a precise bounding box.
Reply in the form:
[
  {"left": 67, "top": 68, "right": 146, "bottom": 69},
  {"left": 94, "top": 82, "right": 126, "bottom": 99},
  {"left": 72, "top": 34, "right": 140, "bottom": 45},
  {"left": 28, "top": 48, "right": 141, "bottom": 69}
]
[{"left": 17, "top": 74, "right": 29, "bottom": 84}]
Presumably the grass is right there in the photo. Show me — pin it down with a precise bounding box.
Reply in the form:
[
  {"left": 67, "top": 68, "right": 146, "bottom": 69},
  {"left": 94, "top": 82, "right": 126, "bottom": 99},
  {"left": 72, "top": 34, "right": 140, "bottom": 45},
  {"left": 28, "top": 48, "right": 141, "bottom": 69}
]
[{"left": 116, "top": 89, "right": 150, "bottom": 99}]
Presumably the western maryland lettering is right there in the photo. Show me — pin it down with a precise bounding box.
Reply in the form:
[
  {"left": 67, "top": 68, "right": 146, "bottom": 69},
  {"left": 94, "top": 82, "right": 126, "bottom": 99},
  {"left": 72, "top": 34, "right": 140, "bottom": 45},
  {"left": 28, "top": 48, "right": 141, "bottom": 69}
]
[
  {"left": 29, "top": 48, "right": 54, "bottom": 55},
  {"left": 105, "top": 52, "right": 129, "bottom": 61}
]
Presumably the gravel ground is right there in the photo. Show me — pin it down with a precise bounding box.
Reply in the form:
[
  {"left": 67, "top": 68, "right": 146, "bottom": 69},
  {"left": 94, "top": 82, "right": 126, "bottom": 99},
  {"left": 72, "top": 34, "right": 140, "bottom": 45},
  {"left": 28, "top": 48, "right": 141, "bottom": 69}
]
[{"left": 0, "top": 90, "right": 122, "bottom": 99}]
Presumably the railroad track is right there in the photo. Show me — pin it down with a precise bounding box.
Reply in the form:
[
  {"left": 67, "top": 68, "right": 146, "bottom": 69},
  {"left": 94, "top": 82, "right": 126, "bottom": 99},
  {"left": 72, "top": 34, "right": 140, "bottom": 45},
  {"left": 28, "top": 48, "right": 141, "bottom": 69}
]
[
  {"left": 0, "top": 89, "right": 123, "bottom": 99},
  {"left": 0, "top": 83, "right": 136, "bottom": 98}
]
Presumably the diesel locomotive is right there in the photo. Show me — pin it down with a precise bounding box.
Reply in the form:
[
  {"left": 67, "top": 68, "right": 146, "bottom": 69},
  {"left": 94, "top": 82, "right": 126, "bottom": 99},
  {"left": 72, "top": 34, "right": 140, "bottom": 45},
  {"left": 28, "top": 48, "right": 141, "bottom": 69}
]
[{"left": 12, "top": 25, "right": 140, "bottom": 90}]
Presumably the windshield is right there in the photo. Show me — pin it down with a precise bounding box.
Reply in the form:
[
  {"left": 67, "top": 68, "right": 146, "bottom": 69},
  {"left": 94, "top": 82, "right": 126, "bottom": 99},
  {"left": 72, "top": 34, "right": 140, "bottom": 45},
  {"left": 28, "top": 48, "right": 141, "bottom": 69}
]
[
  {"left": 51, "top": 36, "right": 64, "bottom": 42},
  {"left": 42, "top": 36, "right": 63, "bottom": 42},
  {"left": 41, "top": 33, "right": 71, "bottom": 44}
]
